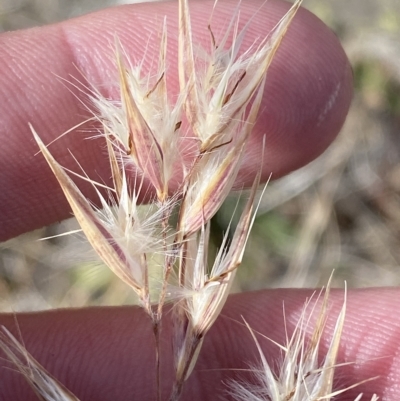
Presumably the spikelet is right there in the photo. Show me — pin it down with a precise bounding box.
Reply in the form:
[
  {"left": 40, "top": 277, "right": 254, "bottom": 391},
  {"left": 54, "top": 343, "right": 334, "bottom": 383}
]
[
  {"left": 171, "top": 172, "right": 264, "bottom": 401},
  {"left": 93, "top": 19, "right": 185, "bottom": 202},
  {"left": 168, "top": 1, "right": 302, "bottom": 398},
  {"left": 229, "top": 285, "right": 379, "bottom": 401},
  {"left": 178, "top": 0, "right": 302, "bottom": 153},
  {"left": 0, "top": 327, "right": 80, "bottom": 401},
  {"left": 31, "top": 127, "right": 169, "bottom": 316},
  {"left": 177, "top": 0, "right": 302, "bottom": 239}
]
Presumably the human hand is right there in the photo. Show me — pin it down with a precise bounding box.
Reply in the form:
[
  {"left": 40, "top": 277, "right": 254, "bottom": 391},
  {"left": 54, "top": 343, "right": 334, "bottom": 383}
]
[{"left": 1, "top": 1, "right": 395, "bottom": 401}]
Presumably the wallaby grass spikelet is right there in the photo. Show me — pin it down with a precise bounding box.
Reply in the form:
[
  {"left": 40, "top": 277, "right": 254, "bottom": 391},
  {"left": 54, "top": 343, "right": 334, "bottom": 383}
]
[
  {"left": 0, "top": 327, "right": 80, "bottom": 401},
  {"left": 229, "top": 284, "right": 379, "bottom": 401},
  {"left": 0, "top": 0, "right": 379, "bottom": 400}
]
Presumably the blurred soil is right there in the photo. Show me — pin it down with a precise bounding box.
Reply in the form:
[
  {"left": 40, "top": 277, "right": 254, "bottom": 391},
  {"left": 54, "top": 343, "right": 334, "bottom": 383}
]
[{"left": 1, "top": 0, "right": 400, "bottom": 311}]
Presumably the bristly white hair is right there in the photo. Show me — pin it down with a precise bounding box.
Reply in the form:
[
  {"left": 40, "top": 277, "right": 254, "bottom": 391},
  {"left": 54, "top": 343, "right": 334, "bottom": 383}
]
[{"left": 229, "top": 285, "right": 379, "bottom": 401}]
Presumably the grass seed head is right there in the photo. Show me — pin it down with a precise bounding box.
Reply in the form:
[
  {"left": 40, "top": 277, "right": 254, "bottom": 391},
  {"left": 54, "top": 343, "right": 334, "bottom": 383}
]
[
  {"left": 29, "top": 1, "right": 307, "bottom": 400},
  {"left": 31, "top": 127, "right": 170, "bottom": 314},
  {"left": 178, "top": 0, "right": 302, "bottom": 153},
  {"left": 229, "top": 286, "right": 379, "bottom": 401},
  {"left": 94, "top": 22, "right": 185, "bottom": 203}
]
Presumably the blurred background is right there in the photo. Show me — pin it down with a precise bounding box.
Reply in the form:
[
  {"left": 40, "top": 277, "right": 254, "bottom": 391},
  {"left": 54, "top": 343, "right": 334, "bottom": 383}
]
[{"left": 0, "top": 0, "right": 400, "bottom": 311}]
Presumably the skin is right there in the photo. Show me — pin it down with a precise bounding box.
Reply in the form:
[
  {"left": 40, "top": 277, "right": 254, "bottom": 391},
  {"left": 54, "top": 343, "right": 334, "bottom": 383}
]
[{"left": 0, "top": 0, "right": 398, "bottom": 400}]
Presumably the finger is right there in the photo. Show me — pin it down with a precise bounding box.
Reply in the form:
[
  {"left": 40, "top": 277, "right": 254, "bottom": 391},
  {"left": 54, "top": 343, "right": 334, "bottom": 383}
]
[
  {"left": 0, "top": 0, "right": 352, "bottom": 241},
  {"left": 0, "top": 288, "right": 396, "bottom": 401}
]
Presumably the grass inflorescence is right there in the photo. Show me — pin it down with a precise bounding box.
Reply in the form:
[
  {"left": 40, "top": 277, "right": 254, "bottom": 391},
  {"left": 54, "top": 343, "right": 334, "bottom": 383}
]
[{"left": 0, "top": 0, "right": 380, "bottom": 400}]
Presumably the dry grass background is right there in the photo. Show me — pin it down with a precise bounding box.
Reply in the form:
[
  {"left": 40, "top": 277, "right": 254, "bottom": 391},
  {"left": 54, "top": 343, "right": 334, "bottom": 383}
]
[{"left": 0, "top": 0, "right": 400, "bottom": 312}]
